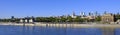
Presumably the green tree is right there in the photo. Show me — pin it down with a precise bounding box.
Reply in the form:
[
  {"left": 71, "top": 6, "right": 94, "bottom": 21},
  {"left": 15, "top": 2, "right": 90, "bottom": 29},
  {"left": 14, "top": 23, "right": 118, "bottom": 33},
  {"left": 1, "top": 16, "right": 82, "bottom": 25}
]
[
  {"left": 95, "top": 16, "right": 101, "bottom": 21},
  {"left": 66, "top": 16, "right": 73, "bottom": 22}
]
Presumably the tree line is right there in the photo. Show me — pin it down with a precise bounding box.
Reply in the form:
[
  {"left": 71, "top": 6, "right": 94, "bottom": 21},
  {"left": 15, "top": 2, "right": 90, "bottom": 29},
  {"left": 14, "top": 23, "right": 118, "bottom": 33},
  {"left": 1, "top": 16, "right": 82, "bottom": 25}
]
[{"left": 0, "top": 16, "right": 102, "bottom": 22}]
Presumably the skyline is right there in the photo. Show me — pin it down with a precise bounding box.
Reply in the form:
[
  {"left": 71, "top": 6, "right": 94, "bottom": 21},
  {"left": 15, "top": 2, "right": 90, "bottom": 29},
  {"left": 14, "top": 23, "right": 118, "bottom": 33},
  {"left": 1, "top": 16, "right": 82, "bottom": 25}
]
[{"left": 0, "top": 0, "right": 120, "bottom": 18}]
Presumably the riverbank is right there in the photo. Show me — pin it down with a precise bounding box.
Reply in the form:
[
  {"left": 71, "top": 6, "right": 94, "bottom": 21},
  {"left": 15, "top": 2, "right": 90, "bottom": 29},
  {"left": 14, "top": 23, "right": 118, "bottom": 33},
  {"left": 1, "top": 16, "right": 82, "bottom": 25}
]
[
  {"left": 0, "top": 22, "right": 120, "bottom": 28},
  {"left": 35, "top": 23, "right": 120, "bottom": 28},
  {"left": 0, "top": 23, "right": 34, "bottom": 26}
]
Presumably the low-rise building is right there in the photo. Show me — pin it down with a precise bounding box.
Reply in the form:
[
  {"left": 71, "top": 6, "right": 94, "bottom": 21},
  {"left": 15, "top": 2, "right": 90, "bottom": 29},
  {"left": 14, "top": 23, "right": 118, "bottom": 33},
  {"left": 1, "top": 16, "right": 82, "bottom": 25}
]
[
  {"left": 71, "top": 11, "right": 77, "bottom": 18},
  {"left": 29, "top": 19, "right": 33, "bottom": 23},
  {"left": 101, "top": 13, "right": 114, "bottom": 23},
  {"left": 20, "top": 19, "right": 24, "bottom": 23},
  {"left": 19, "top": 16, "right": 35, "bottom": 23}
]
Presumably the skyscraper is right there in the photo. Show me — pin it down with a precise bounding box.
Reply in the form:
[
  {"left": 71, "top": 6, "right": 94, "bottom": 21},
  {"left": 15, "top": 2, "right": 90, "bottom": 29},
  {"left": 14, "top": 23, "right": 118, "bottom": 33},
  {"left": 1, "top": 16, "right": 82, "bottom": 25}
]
[
  {"left": 11, "top": 16, "right": 15, "bottom": 22},
  {"left": 72, "top": 11, "right": 75, "bottom": 16},
  {"left": 89, "top": 12, "right": 92, "bottom": 16},
  {"left": 95, "top": 11, "right": 98, "bottom": 16},
  {"left": 71, "top": 11, "right": 76, "bottom": 18},
  {"left": 80, "top": 12, "right": 85, "bottom": 17},
  {"left": 11, "top": 16, "right": 14, "bottom": 19},
  {"left": 104, "top": 11, "right": 107, "bottom": 14}
]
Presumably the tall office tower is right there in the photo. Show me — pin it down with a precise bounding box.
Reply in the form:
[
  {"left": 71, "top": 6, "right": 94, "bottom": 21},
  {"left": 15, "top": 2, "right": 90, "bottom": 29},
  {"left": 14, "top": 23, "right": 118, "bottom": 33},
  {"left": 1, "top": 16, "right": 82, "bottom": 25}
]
[
  {"left": 11, "top": 16, "right": 15, "bottom": 22},
  {"left": 95, "top": 11, "right": 98, "bottom": 16},
  {"left": 72, "top": 11, "right": 75, "bottom": 16},
  {"left": 89, "top": 12, "right": 92, "bottom": 16},
  {"left": 104, "top": 11, "right": 107, "bottom": 14},
  {"left": 117, "top": 12, "right": 120, "bottom": 15},
  {"left": 80, "top": 12, "right": 85, "bottom": 17},
  {"left": 11, "top": 16, "right": 15, "bottom": 19},
  {"left": 71, "top": 11, "right": 76, "bottom": 18}
]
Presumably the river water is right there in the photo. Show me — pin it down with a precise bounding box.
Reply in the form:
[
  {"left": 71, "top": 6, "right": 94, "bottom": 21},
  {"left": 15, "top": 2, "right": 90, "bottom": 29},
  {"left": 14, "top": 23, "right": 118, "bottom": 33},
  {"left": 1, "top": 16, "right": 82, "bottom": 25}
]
[{"left": 0, "top": 25, "right": 119, "bottom": 35}]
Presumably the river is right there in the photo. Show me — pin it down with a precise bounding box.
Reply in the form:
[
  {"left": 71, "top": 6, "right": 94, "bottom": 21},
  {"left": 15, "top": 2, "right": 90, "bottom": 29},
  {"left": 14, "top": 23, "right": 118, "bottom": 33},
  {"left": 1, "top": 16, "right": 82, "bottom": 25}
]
[{"left": 0, "top": 25, "right": 119, "bottom": 35}]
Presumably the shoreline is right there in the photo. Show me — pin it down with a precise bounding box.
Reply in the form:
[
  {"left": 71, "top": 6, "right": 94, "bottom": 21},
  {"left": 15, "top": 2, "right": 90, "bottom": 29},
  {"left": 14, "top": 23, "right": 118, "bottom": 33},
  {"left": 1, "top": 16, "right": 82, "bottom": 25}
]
[{"left": 0, "top": 22, "right": 120, "bottom": 28}]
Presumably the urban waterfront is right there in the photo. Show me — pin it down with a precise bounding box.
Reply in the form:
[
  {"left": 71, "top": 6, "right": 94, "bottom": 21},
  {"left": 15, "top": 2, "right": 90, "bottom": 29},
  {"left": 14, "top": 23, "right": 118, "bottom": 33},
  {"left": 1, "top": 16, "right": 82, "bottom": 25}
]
[
  {"left": 0, "top": 24, "right": 120, "bottom": 35},
  {"left": 1, "top": 0, "right": 120, "bottom": 35}
]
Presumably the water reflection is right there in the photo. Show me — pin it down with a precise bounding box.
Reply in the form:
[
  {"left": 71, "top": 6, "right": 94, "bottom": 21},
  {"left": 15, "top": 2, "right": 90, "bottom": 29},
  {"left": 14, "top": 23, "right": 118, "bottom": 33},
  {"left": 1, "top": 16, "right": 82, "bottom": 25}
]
[
  {"left": 101, "top": 27, "right": 115, "bottom": 35},
  {"left": 66, "top": 28, "right": 102, "bottom": 35},
  {"left": 115, "top": 28, "right": 120, "bottom": 35},
  {"left": 0, "top": 25, "right": 120, "bottom": 35}
]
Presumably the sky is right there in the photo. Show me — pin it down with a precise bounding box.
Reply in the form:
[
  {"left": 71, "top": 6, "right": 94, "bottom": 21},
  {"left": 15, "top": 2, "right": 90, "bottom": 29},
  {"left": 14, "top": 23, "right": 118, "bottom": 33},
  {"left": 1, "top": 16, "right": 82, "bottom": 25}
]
[{"left": 0, "top": 0, "right": 120, "bottom": 18}]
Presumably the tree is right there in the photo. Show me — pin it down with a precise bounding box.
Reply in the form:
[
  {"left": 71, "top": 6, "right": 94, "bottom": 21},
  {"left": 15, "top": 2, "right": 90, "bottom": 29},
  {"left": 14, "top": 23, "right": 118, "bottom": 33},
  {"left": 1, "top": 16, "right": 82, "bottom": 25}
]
[
  {"left": 95, "top": 16, "right": 101, "bottom": 21},
  {"left": 66, "top": 16, "right": 73, "bottom": 22}
]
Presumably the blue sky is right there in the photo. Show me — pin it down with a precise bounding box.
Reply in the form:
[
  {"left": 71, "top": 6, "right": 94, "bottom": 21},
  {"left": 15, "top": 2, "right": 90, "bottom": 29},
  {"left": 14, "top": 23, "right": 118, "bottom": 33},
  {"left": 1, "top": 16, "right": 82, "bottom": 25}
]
[{"left": 0, "top": 0, "right": 120, "bottom": 18}]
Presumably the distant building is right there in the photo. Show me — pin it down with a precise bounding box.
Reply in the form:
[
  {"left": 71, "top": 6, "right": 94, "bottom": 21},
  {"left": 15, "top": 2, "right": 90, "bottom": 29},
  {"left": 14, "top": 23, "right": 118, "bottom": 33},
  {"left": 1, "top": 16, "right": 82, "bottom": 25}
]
[
  {"left": 101, "top": 13, "right": 114, "bottom": 23},
  {"left": 71, "top": 11, "right": 77, "bottom": 18},
  {"left": 19, "top": 16, "right": 35, "bottom": 23},
  {"left": 116, "top": 19, "right": 120, "bottom": 22},
  {"left": 29, "top": 19, "right": 33, "bottom": 23},
  {"left": 87, "top": 16, "right": 95, "bottom": 19},
  {"left": 87, "top": 15, "right": 95, "bottom": 22},
  {"left": 94, "top": 11, "right": 99, "bottom": 17},
  {"left": 29, "top": 16, "right": 35, "bottom": 23},
  {"left": 61, "top": 15, "right": 70, "bottom": 18},
  {"left": 11, "top": 16, "right": 15, "bottom": 22},
  {"left": 25, "top": 19, "right": 28, "bottom": 23},
  {"left": 20, "top": 19, "right": 24, "bottom": 23},
  {"left": 88, "top": 12, "right": 93, "bottom": 16},
  {"left": 85, "top": 12, "right": 95, "bottom": 22},
  {"left": 11, "top": 16, "right": 15, "bottom": 19},
  {"left": 80, "top": 12, "right": 85, "bottom": 17}
]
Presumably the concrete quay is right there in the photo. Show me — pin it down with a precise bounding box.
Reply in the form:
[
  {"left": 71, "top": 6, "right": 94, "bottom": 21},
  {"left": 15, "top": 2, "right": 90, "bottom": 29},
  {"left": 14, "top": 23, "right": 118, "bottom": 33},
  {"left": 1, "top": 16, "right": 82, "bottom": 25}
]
[{"left": 0, "top": 22, "right": 120, "bottom": 28}]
